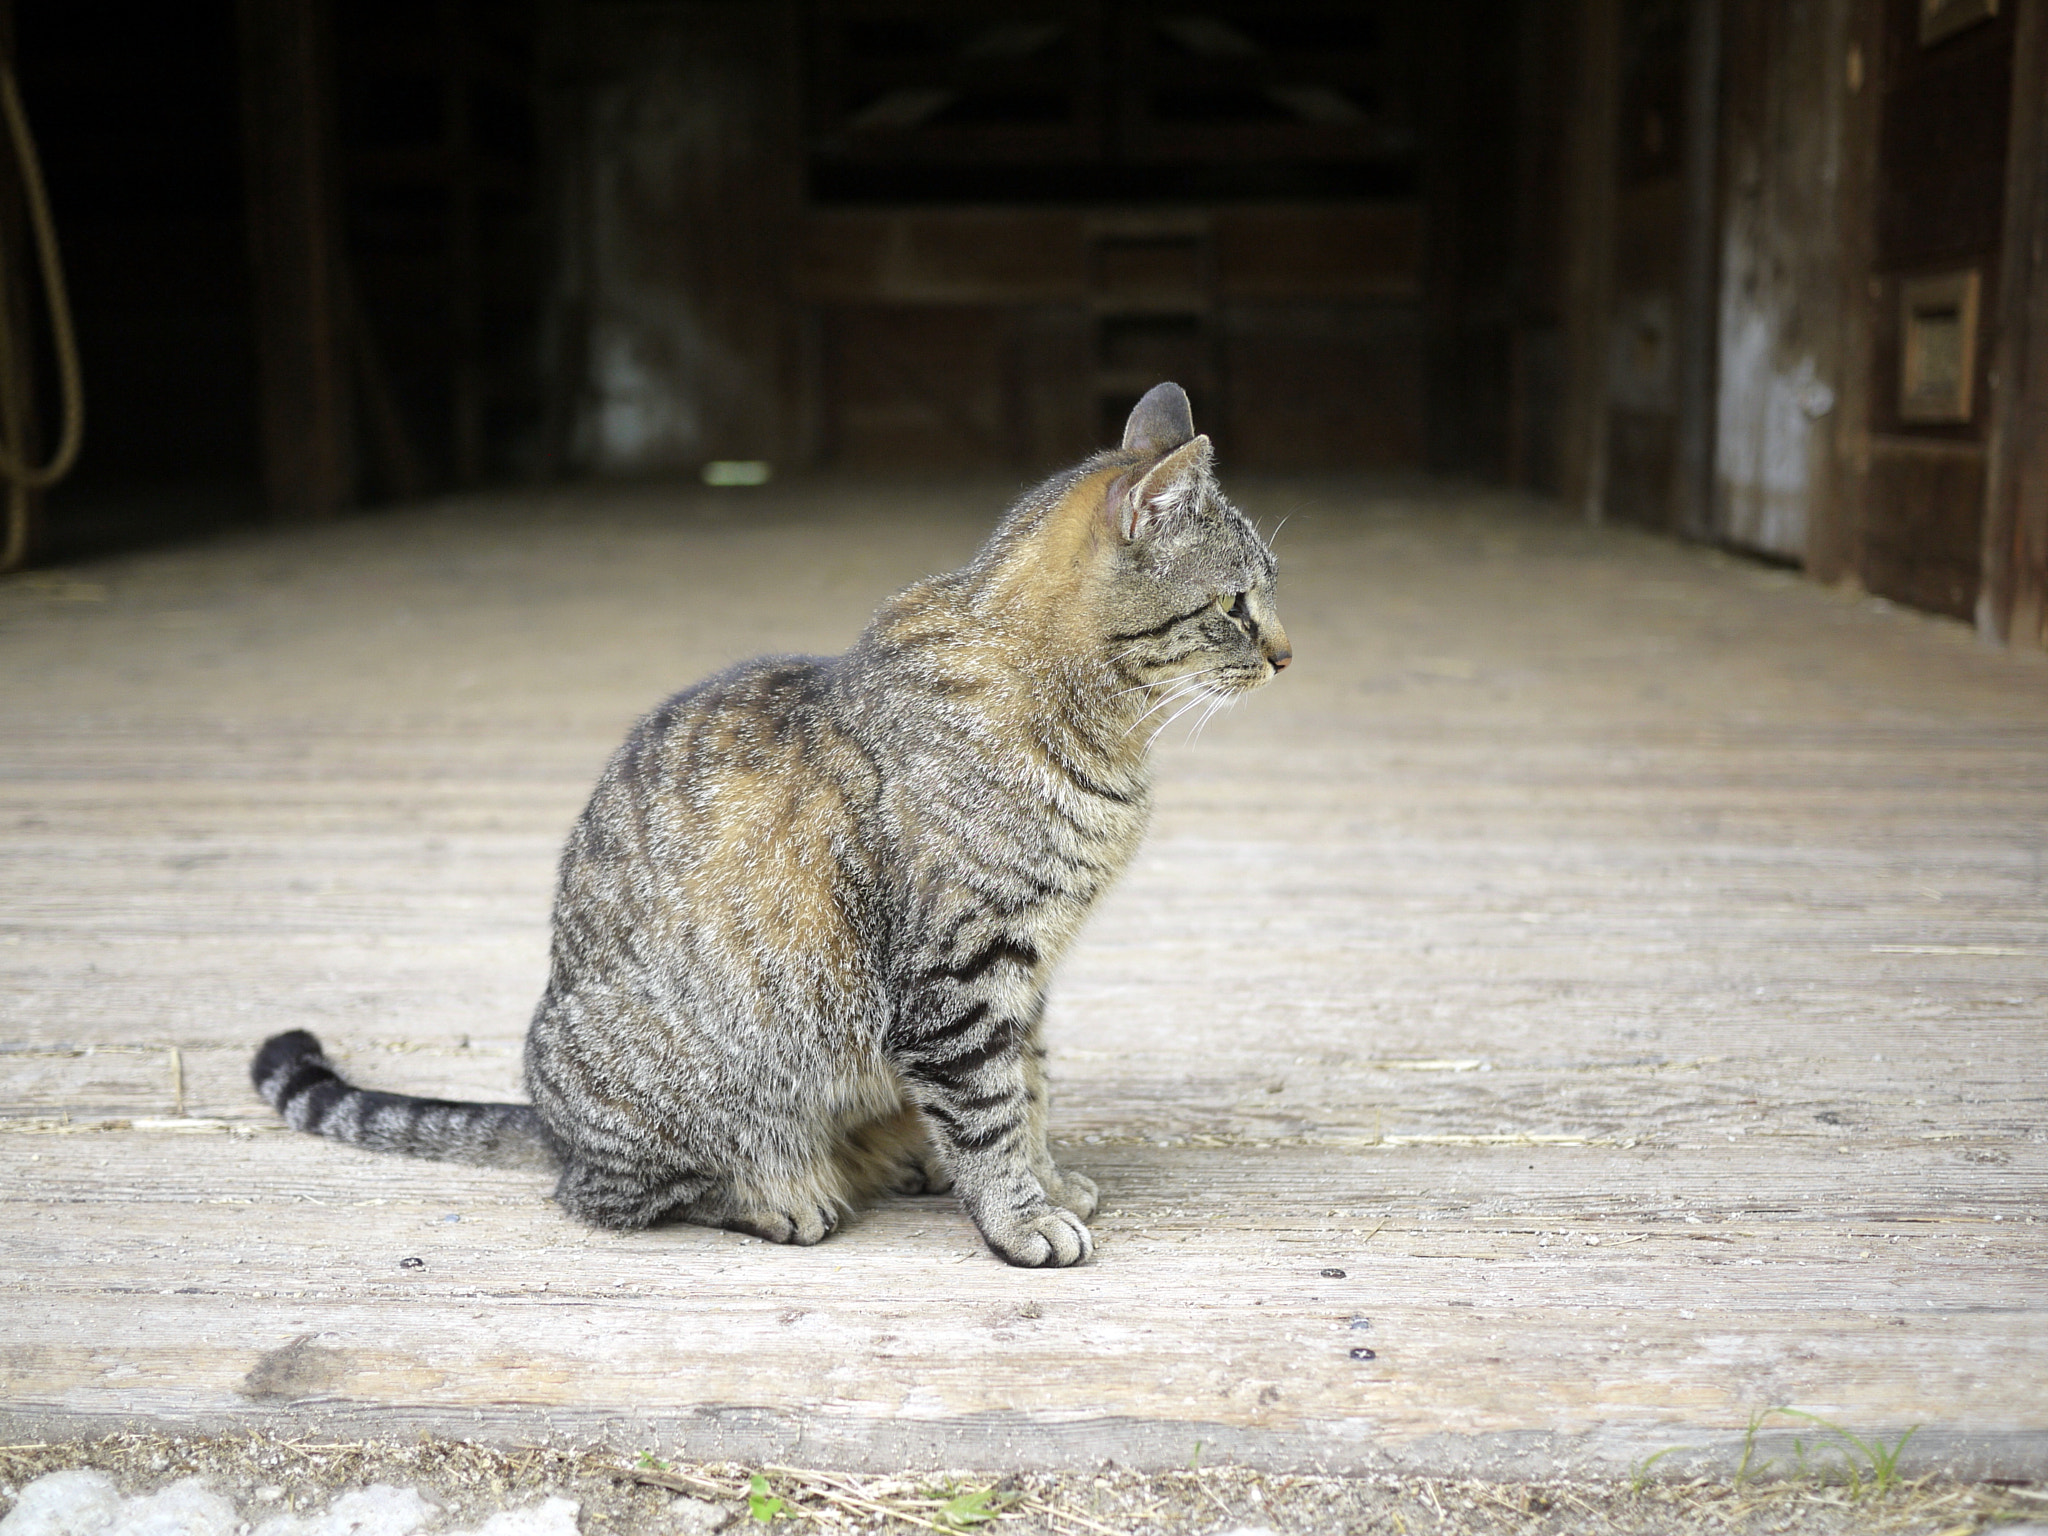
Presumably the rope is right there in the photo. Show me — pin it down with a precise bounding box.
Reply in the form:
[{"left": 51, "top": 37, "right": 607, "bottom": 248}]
[{"left": 0, "top": 55, "right": 84, "bottom": 571}]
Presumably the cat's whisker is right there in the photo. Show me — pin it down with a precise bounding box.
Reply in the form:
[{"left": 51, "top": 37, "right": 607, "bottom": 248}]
[
  {"left": 1187, "top": 695, "right": 1229, "bottom": 745},
  {"left": 1124, "top": 689, "right": 1185, "bottom": 734},
  {"left": 1147, "top": 706, "right": 1206, "bottom": 752},
  {"left": 1110, "top": 677, "right": 1169, "bottom": 700},
  {"left": 1127, "top": 666, "right": 1211, "bottom": 696},
  {"left": 1134, "top": 675, "right": 1208, "bottom": 725},
  {"left": 1127, "top": 680, "right": 1203, "bottom": 736},
  {"left": 1147, "top": 688, "right": 1217, "bottom": 750}
]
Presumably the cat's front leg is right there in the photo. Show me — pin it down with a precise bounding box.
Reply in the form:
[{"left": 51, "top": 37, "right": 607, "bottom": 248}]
[
  {"left": 892, "top": 997, "right": 1093, "bottom": 1267},
  {"left": 1022, "top": 1036, "right": 1096, "bottom": 1220}
]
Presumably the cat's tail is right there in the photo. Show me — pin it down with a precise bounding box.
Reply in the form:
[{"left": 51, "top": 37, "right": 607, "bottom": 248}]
[{"left": 251, "top": 1030, "right": 558, "bottom": 1170}]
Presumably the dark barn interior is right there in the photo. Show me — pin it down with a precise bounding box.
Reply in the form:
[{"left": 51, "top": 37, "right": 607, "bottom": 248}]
[{"left": 4, "top": 0, "right": 2046, "bottom": 643}]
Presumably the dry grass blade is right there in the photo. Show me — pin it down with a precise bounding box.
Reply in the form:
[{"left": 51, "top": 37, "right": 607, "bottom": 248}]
[
  {"left": 1017, "top": 1495, "right": 1135, "bottom": 1536},
  {"left": 750, "top": 1464, "right": 1023, "bottom": 1534},
  {"left": 1193, "top": 1480, "right": 1238, "bottom": 1523},
  {"left": 803, "top": 1485, "right": 957, "bottom": 1533},
  {"left": 618, "top": 1462, "right": 728, "bottom": 1498}
]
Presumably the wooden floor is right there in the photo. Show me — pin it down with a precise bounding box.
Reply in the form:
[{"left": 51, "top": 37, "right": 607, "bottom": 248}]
[{"left": 2, "top": 476, "right": 2044, "bottom": 1477}]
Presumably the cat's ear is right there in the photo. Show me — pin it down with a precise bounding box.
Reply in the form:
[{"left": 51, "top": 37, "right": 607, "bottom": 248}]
[
  {"left": 1121, "top": 382, "right": 1195, "bottom": 457},
  {"left": 1111, "top": 433, "right": 1212, "bottom": 543}
]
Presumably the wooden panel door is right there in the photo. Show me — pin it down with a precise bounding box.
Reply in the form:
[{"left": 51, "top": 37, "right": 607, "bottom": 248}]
[
  {"left": 1712, "top": 0, "right": 1852, "bottom": 560},
  {"left": 1856, "top": 0, "right": 2014, "bottom": 619}
]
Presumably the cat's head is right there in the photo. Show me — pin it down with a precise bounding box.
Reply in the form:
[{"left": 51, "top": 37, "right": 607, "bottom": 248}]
[{"left": 1095, "top": 383, "right": 1290, "bottom": 704}]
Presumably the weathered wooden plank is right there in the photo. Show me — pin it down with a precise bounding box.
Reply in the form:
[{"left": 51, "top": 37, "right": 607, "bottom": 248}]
[
  {"left": 1, "top": 476, "right": 2044, "bottom": 1473},
  {"left": 3, "top": 1155, "right": 2041, "bottom": 1469}
]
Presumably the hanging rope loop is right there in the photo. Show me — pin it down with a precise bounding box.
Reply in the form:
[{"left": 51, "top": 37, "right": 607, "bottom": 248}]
[{"left": 0, "top": 54, "right": 85, "bottom": 570}]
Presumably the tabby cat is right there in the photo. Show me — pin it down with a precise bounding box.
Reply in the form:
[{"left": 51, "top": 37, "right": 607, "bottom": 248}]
[{"left": 251, "top": 383, "right": 1290, "bottom": 1266}]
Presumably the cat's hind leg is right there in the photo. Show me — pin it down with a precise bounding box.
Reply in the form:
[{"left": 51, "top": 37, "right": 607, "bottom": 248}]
[
  {"left": 558, "top": 1154, "right": 843, "bottom": 1243},
  {"left": 678, "top": 1162, "right": 852, "bottom": 1246},
  {"left": 837, "top": 1105, "right": 954, "bottom": 1199},
  {"left": 552, "top": 1154, "right": 711, "bottom": 1232}
]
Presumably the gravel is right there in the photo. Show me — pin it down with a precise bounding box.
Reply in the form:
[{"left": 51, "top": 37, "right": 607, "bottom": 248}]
[{"left": 0, "top": 1433, "right": 2040, "bottom": 1536}]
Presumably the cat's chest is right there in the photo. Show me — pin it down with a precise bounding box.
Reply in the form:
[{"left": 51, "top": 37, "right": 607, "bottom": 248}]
[
  {"left": 1022, "top": 776, "right": 1152, "bottom": 916},
  {"left": 1063, "top": 789, "right": 1150, "bottom": 871}
]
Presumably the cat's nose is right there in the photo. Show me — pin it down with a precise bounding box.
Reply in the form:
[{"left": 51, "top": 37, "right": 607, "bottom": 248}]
[{"left": 1263, "top": 619, "right": 1291, "bottom": 673}]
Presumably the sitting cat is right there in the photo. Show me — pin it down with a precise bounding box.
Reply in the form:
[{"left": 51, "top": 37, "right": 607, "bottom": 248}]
[{"left": 251, "top": 382, "right": 1290, "bottom": 1266}]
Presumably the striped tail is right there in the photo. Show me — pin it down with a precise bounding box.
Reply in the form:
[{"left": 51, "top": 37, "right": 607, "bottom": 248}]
[{"left": 251, "top": 1030, "right": 557, "bottom": 1170}]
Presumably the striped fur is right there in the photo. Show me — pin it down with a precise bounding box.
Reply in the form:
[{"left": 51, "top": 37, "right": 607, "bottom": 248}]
[{"left": 251, "top": 382, "right": 1290, "bottom": 1266}]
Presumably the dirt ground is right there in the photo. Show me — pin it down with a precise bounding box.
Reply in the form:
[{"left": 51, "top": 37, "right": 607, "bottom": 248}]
[{"left": 2, "top": 1433, "right": 2044, "bottom": 1536}]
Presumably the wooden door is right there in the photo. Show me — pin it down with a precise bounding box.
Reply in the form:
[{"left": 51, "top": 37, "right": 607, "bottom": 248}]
[
  {"left": 1854, "top": 0, "right": 2015, "bottom": 619},
  {"left": 1712, "top": 0, "right": 1852, "bottom": 560}
]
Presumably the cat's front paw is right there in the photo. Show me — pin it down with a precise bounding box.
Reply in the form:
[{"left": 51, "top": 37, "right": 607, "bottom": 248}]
[
  {"left": 978, "top": 1204, "right": 1093, "bottom": 1267},
  {"left": 1044, "top": 1169, "right": 1097, "bottom": 1220}
]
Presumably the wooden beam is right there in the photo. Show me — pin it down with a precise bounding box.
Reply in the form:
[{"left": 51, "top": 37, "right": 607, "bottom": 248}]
[
  {"left": 1670, "top": 0, "right": 1723, "bottom": 541},
  {"left": 1557, "top": 0, "right": 1620, "bottom": 521},
  {"left": 237, "top": 0, "right": 351, "bottom": 520},
  {"left": 1981, "top": 0, "right": 2048, "bottom": 649},
  {"left": 1817, "top": 0, "right": 1885, "bottom": 590}
]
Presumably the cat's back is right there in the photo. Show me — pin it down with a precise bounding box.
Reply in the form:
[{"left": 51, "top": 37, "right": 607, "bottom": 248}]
[{"left": 558, "top": 653, "right": 886, "bottom": 957}]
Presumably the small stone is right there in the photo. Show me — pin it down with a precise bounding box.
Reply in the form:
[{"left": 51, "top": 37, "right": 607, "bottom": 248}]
[
  {"left": 1319, "top": 1268, "right": 1346, "bottom": 1278},
  {"left": 1349, "top": 1346, "right": 1377, "bottom": 1360},
  {"left": 399, "top": 1257, "right": 425, "bottom": 1270},
  {"left": 0, "top": 1469, "right": 125, "bottom": 1536},
  {"left": 667, "top": 1496, "right": 731, "bottom": 1533},
  {"left": 1348, "top": 1316, "right": 1371, "bottom": 1330},
  {"left": 117, "top": 1479, "right": 240, "bottom": 1536}
]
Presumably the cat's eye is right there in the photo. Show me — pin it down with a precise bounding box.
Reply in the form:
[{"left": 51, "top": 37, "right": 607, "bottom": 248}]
[{"left": 1225, "top": 592, "right": 1252, "bottom": 627}]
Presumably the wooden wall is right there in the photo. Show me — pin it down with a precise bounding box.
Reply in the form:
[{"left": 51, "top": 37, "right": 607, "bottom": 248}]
[
  {"left": 795, "top": 204, "right": 1423, "bottom": 470},
  {"left": 1983, "top": 0, "right": 2048, "bottom": 648},
  {"left": 567, "top": 2, "right": 801, "bottom": 474},
  {"left": 1811, "top": 0, "right": 2047, "bottom": 642},
  {"left": 234, "top": 0, "right": 551, "bottom": 516},
  {"left": 563, "top": 0, "right": 1438, "bottom": 477},
  {"left": 1555, "top": 0, "right": 2048, "bottom": 648},
  {"left": 1842, "top": 0, "right": 2017, "bottom": 620}
]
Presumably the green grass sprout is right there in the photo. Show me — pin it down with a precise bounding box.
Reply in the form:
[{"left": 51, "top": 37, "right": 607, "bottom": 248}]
[{"left": 747, "top": 1472, "right": 786, "bottom": 1524}]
